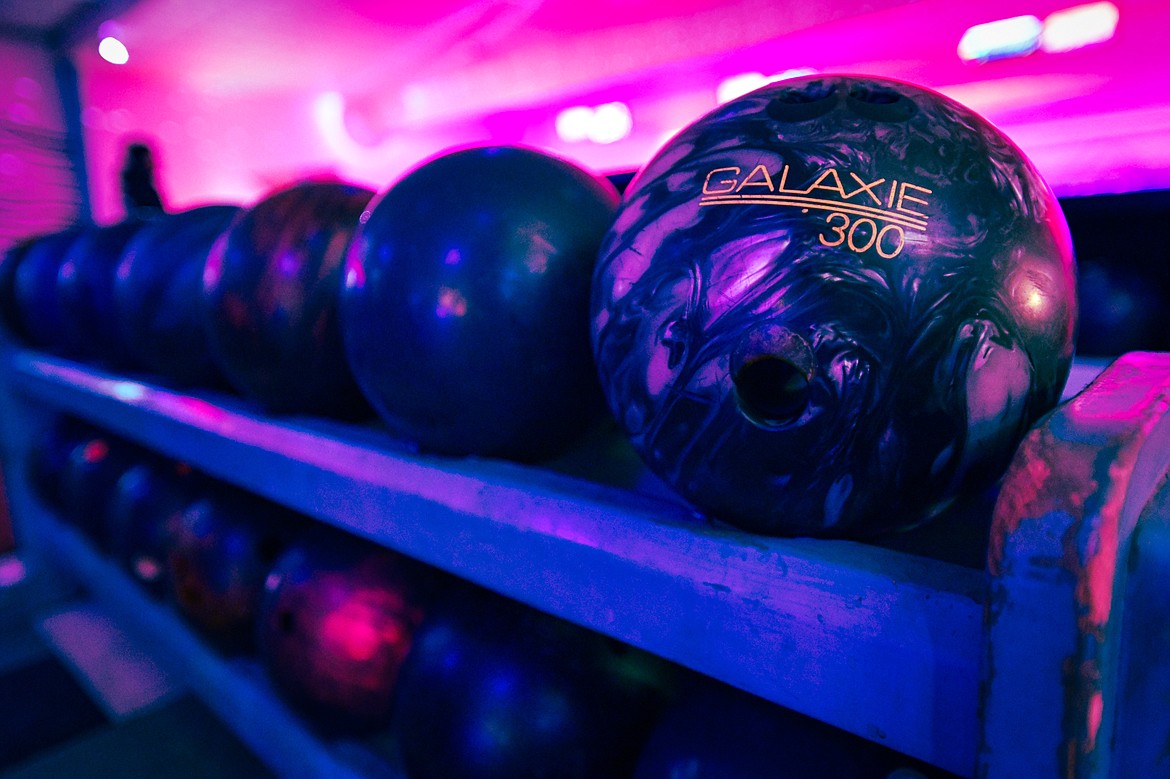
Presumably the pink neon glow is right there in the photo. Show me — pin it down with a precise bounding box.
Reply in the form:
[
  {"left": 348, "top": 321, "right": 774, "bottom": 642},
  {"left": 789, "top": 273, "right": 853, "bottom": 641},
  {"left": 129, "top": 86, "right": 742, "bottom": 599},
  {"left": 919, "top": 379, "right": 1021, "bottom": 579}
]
[
  {"left": 82, "top": 439, "right": 109, "bottom": 463},
  {"left": 171, "top": 396, "right": 231, "bottom": 424},
  {"left": 322, "top": 602, "right": 383, "bottom": 662},
  {"left": 133, "top": 558, "right": 163, "bottom": 581},
  {"left": 71, "top": 0, "right": 1170, "bottom": 223},
  {"left": 435, "top": 287, "right": 469, "bottom": 319},
  {"left": 1, "top": 38, "right": 84, "bottom": 247},
  {"left": 0, "top": 556, "right": 26, "bottom": 587},
  {"left": 1086, "top": 689, "right": 1104, "bottom": 750},
  {"left": 343, "top": 257, "right": 365, "bottom": 291},
  {"left": 1061, "top": 354, "right": 1170, "bottom": 633},
  {"left": 321, "top": 599, "right": 408, "bottom": 663}
]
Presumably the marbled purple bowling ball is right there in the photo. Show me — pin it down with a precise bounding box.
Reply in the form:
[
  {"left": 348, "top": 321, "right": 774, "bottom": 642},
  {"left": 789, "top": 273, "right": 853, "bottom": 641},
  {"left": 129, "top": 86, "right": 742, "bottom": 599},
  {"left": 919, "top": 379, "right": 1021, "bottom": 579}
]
[
  {"left": 257, "top": 530, "right": 431, "bottom": 733},
  {"left": 203, "top": 181, "right": 373, "bottom": 417},
  {"left": 592, "top": 74, "right": 1077, "bottom": 537}
]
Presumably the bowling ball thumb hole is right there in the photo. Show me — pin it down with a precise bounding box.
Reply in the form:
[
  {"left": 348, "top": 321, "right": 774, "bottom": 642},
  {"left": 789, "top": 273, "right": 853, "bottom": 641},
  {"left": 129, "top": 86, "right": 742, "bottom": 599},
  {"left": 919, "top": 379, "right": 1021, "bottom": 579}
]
[{"left": 730, "top": 325, "right": 815, "bottom": 428}]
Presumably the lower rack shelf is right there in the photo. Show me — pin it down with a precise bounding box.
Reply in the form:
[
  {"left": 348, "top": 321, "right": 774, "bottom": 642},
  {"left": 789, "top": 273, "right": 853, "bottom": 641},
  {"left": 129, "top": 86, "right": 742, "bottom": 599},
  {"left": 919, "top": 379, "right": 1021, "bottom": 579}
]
[
  {"left": 33, "top": 511, "right": 401, "bottom": 779},
  {"left": 10, "top": 348, "right": 1167, "bottom": 777}
]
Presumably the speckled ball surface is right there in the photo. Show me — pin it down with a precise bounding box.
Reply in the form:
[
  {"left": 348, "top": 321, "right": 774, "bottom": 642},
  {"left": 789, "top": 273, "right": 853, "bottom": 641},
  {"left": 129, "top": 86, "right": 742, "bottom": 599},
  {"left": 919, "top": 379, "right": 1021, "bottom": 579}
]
[{"left": 591, "top": 74, "right": 1077, "bottom": 537}]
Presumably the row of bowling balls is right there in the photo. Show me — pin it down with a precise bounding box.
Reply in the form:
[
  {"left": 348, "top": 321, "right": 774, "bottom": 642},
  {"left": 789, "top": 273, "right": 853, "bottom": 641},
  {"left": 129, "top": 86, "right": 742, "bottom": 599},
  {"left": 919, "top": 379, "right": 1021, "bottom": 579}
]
[
  {"left": 30, "top": 415, "right": 950, "bottom": 779},
  {"left": 9, "top": 77, "right": 1081, "bottom": 540},
  {"left": 7, "top": 74, "right": 1080, "bottom": 540},
  {"left": 0, "top": 146, "right": 617, "bottom": 466}
]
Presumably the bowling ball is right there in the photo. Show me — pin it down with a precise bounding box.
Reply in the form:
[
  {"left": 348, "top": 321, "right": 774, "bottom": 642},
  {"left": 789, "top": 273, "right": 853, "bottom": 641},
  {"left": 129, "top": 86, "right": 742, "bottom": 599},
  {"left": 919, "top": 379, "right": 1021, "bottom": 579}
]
[
  {"left": 342, "top": 145, "right": 619, "bottom": 461},
  {"left": 115, "top": 205, "right": 240, "bottom": 386},
  {"left": 166, "top": 487, "right": 301, "bottom": 651},
  {"left": 633, "top": 681, "right": 933, "bottom": 779},
  {"left": 592, "top": 74, "right": 1077, "bottom": 537},
  {"left": 391, "top": 587, "right": 677, "bottom": 779},
  {"left": 0, "top": 237, "right": 36, "bottom": 342},
  {"left": 107, "top": 457, "right": 203, "bottom": 597},
  {"left": 27, "top": 416, "right": 97, "bottom": 510},
  {"left": 202, "top": 181, "right": 373, "bottom": 416},
  {"left": 257, "top": 530, "right": 432, "bottom": 733},
  {"left": 59, "top": 432, "right": 142, "bottom": 549},
  {"left": 13, "top": 226, "right": 85, "bottom": 353},
  {"left": 57, "top": 219, "right": 147, "bottom": 366}
]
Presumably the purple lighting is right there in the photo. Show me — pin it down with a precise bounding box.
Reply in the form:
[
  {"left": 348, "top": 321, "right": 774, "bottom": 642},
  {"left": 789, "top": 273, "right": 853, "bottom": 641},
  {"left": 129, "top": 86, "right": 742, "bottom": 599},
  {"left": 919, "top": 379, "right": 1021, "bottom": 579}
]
[{"left": 70, "top": 0, "right": 1170, "bottom": 222}]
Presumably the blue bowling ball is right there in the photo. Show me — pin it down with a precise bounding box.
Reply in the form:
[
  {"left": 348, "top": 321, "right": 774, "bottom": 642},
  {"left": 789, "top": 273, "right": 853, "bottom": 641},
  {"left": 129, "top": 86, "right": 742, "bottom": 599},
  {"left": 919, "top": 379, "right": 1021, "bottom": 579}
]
[
  {"left": 0, "top": 237, "right": 36, "bottom": 342},
  {"left": 13, "top": 226, "right": 85, "bottom": 354},
  {"left": 342, "top": 146, "right": 618, "bottom": 461},
  {"left": 116, "top": 205, "right": 240, "bottom": 386},
  {"left": 57, "top": 219, "right": 149, "bottom": 366},
  {"left": 390, "top": 587, "right": 676, "bottom": 779}
]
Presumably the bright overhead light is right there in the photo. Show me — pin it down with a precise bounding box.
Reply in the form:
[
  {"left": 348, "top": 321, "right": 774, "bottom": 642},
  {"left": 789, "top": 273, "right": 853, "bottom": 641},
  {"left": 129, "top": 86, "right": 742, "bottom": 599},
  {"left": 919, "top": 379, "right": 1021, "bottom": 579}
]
[
  {"left": 98, "top": 36, "right": 129, "bottom": 65},
  {"left": 958, "top": 15, "right": 1043, "bottom": 63},
  {"left": 554, "top": 106, "right": 594, "bottom": 143},
  {"left": 1041, "top": 2, "right": 1120, "bottom": 53},
  {"left": 717, "top": 68, "right": 819, "bottom": 104},
  {"left": 717, "top": 73, "right": 769, "bottom": 104},
  {"left": 588, "top": 102, "right": 632, "bottom": 144},
  {"left": 555, "top": 102, "right": 632, "bottom": 145}
]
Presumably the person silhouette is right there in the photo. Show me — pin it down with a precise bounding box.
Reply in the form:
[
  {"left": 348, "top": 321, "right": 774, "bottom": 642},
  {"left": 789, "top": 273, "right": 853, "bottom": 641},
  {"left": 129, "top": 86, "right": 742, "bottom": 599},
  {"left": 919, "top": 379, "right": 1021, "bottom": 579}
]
[{"left": 121, "top": 141, "right": 164, "bottom": 219}]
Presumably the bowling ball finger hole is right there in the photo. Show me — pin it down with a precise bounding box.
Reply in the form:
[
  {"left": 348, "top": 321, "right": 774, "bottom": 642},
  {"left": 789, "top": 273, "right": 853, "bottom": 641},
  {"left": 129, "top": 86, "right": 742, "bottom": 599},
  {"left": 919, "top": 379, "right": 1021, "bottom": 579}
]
[
  {"left": 277, "top": 610, "right": 296, "bottom": 633},
  {"left": 733, "top": 356, "right": 810, "bottom": 429},
  {"left": 766, "top": 81, "right": 839, "bottom": 122},
  {"left": 256, "top": 534, "right": 285, "bottom": 565},
  {"left": 179, "top": 583, "right": 202, "bottom": 606},
  {"left": 846, "top": 84, "right": 917, "bottom": 122}
]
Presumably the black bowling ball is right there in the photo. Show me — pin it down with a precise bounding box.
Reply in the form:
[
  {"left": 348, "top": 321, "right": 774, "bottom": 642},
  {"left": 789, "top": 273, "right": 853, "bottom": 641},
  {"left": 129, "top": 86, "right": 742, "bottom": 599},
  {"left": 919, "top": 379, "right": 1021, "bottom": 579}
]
[
  {"left": 391, "top": 588, "right": 676, "bottom": 779},
  {"left": 202, "top": 181, "right": 373, "bottom": 416},
  {"left": 341, "top": 145, "right": 618, "bottom": 460}
]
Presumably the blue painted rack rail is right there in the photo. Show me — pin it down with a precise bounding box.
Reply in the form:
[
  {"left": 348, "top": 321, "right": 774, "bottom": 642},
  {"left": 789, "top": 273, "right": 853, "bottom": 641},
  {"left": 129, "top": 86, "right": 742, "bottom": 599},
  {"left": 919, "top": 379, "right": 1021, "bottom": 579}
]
[{"left": 0, "top": 347, "right": 1164, "bottom": 778}]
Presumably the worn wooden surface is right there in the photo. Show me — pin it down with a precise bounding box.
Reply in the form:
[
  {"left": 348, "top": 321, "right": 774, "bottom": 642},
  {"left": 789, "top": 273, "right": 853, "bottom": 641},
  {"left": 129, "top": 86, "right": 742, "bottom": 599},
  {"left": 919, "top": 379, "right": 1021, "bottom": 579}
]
[
  {"left": 10, "top": 347, "right": 1170, "bottom": 778},
  {"left": 984, "top": 352, "right": 1170, "bottom": 778},
  {"left": 8, "top": 350, "right": 985, "bottom": 775},
  {"left": 35, "top": 512, "right": 373, "bottom": 779}
]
